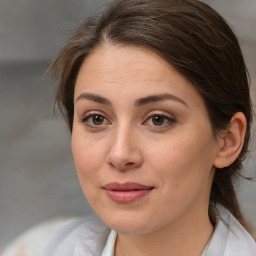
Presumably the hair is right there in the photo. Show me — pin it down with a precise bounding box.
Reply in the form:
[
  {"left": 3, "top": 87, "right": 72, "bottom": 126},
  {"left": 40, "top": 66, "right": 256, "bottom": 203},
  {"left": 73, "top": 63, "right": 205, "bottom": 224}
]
[{"left": 49, "top": 0, "right": 253, "bottom": 234}]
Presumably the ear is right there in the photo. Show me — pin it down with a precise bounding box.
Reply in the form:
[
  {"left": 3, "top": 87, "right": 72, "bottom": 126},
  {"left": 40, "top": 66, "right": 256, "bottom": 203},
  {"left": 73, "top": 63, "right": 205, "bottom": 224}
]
[{"left": 214, "top": 112, "right": 247, "bottom": 168}]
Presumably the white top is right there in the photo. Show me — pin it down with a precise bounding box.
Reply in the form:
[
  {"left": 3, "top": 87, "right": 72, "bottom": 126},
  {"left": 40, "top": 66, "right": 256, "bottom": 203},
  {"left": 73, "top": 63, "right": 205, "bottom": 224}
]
[
  {"left": 2, "top": 217, "right": 76, "bottom": 256},
  {"left": 40, "top": 205, "right": 256, "bottom": 256}
]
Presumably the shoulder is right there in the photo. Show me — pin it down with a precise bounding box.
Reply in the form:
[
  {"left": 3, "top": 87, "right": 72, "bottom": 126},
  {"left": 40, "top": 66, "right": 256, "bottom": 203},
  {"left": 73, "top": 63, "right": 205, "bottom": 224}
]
[
  {"left": 216, "top": 205, "right": 256, "bottom": 256},
  {"left": 2, "top": 217, "right": 76, "bottom": 256},
  {"left": 41, "top": 215, "right": 110, "bottom": 256}
]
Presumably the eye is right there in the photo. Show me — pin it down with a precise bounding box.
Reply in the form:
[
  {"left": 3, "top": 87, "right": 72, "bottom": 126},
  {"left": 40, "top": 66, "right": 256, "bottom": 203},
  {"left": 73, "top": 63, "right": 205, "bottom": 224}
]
[
  {"left": 144, "top": 113, "right": 176, "bottom": 127},
  {"left": 151, "top": 115, "right": 166, "bottom": 126},
  {"left": 81, "top": 114, "right": 110, "bottom": 127}
]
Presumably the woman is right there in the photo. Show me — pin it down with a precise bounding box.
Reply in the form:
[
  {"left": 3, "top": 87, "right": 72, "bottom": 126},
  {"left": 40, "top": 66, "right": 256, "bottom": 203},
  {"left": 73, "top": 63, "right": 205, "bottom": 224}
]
[{"left": 42, "top": 0, "right": 256, "bottom": 255}]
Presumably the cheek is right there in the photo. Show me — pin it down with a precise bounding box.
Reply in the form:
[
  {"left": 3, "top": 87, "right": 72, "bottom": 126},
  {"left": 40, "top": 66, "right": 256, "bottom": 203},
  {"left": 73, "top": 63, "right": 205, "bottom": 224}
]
[
  {"left": 147, "top": 127, "right": 216, "bottom": 191},
  {"left": 71, "top": 134, "right": 104, "bottom": 204},
  {"left": 71, "top": 131, "right": 104, "bottom": 180}
]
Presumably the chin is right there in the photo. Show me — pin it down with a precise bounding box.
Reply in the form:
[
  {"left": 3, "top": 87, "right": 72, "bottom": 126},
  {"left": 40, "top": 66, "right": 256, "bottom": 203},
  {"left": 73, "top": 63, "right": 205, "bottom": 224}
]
[
  {"left": 100, "top": 212, "right": 158, "bottom": 235},
  {"left": 110, "top": 222, "right": 151, "bottom": 235}
]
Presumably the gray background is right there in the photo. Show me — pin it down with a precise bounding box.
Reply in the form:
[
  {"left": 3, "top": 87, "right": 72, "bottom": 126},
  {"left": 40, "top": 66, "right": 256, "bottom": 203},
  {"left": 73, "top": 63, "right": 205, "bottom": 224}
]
[{"left": 0, "top": 0, "right": 256, "bottom": 251}]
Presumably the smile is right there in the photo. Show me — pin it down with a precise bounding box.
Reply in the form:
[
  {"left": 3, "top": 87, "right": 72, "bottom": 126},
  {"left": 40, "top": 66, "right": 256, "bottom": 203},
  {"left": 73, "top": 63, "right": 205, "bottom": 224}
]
[{"left": 103, "top": 182, "right": 154, "bottom": 204}]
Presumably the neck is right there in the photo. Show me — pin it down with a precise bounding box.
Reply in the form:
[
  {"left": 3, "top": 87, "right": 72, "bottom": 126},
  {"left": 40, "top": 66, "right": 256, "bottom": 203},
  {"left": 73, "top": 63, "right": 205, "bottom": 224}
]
[{"left": 115, "top": 205, "right": 214, "bottom": 256}]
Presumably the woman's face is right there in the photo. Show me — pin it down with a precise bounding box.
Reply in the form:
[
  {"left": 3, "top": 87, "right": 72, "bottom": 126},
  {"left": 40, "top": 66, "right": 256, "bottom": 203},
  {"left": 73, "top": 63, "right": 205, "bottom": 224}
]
[{"left": 72, "top": 44, "right": 220, "bottom": 234}]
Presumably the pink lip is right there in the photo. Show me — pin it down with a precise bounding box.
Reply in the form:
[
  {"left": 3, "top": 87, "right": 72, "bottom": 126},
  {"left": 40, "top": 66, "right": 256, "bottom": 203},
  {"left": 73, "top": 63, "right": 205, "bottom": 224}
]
[{"left": 103, "top": 182, "right": 154, "bottom": 204}]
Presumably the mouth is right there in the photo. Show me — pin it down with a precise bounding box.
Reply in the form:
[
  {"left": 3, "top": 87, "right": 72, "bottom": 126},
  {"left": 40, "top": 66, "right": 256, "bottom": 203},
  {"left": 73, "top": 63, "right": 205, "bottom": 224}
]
[{"left": 103, "top": 182, "right": 155, "bottom": 204}]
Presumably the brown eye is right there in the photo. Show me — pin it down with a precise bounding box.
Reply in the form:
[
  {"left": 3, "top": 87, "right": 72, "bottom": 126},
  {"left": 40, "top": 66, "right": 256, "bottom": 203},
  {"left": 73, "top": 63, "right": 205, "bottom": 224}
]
[
  {"left": 143, "top": 113, "right": 176, "bottom": 127},
  {"left": 92, "top": 115, "right": 104, "bottom": 125},
  {"left": 152, "top": 115, "right": 165, "bottom": 126},
  {"left": 81, "top": 114, "right": 110, "bottom": 127}
]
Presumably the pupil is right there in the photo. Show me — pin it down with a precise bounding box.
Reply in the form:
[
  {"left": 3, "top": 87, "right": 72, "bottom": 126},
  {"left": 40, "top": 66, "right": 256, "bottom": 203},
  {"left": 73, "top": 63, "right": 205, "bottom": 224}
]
[
  {"left": 93, "top": 115, "right": 104, "bottom": 125},
  {"left": 153, "top": 116, "right": 164, "bottom": 125}
]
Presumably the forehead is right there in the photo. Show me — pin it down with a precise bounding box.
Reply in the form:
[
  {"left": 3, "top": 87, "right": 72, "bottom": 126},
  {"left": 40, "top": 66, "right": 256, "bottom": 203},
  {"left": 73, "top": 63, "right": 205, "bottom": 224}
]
[
  {"left": 74, "top": 43, "right": 204, "bottom": 110},
  {"left": 79, "top": 44, "right": 170, "bottom": 81},
  {"left": 76, "top": 44, "right": 187, "bottom": 85}
]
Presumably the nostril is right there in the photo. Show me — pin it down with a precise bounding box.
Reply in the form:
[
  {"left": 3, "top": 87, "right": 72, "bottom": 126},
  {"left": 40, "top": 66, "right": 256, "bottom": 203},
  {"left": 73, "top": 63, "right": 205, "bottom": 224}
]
[
  {"left": 126, "top": 162, "right": 134, "bottom": 166},
  {"left": 108, "top": 160, "right": 137, "bottom": 170},
  {"left": 106, "top": 147, "right": 143, "bottom": 170}
]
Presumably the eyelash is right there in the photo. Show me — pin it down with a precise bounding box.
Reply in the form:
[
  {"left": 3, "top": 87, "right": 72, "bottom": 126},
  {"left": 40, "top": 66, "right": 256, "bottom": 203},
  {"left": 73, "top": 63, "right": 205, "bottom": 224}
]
[
  {"left": 143, "top": 112, "right": 176, "bottom": 128},
  {"left": 80, "top": 112, "right": 111, "bottom": 128},
  {"left": 79, "top": 112, "right": 176, "bottom": 129}
]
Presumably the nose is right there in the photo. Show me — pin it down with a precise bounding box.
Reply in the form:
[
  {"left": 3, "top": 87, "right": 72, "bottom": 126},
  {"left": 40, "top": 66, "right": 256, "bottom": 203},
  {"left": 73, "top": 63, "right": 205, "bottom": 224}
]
[{"left": 107, "top": 126, "right": 143, "bottom": 171}]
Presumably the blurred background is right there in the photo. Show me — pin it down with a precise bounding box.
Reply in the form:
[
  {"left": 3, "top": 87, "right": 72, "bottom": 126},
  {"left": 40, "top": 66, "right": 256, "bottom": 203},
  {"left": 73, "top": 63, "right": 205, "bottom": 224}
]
[{"left": 0, "top": 0, "right": 256, "bottom": 251}]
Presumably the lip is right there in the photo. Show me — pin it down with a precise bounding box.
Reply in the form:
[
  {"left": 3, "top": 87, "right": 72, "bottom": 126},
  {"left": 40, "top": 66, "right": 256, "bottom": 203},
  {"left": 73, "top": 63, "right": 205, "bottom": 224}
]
[{"left": 103, "top": 182, "right": 154, "bottom": 204}]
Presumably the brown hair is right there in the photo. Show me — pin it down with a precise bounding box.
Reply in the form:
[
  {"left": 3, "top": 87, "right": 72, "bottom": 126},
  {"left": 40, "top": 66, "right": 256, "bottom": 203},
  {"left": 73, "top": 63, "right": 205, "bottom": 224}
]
[{"left": 49, "top": 0, "right": 253, "bottom": 234}]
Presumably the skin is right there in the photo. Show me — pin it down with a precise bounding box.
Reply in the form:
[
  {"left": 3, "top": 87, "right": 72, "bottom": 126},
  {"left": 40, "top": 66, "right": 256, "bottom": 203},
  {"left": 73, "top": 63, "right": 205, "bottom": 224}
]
[{"left": 72, "top": 44, "right": 223, "bottom": 256}]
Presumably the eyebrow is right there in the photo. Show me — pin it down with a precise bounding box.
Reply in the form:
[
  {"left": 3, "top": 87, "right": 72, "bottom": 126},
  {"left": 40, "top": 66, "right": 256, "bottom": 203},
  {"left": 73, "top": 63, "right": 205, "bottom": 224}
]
[
  {"left": 135, "top": 93, "right": 188, "bottom": 107},
  {"left": 75, "top": 93, "right": 187, "bottom": 107},
  {"left": 75, "top": 93, "right": 112, "bottom": 106}
]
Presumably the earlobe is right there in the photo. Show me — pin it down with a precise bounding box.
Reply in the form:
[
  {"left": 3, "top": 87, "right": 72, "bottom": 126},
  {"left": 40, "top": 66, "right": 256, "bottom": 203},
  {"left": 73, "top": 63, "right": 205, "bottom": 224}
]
[{"left": 214, "top": 112, "right": 247, "bottom": 168}]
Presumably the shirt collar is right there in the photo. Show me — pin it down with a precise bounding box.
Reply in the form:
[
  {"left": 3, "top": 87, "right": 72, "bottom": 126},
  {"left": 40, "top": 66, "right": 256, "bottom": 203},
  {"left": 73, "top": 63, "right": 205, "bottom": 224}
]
[{"left": 101, "top": 230, "right": 117, "bottom": 256}]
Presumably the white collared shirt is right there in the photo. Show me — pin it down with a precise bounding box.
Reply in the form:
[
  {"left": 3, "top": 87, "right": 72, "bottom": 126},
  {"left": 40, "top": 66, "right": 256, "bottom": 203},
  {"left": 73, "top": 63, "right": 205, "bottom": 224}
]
[{"left": 40, "top": 205, "right": 256, "bottom": 256}]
